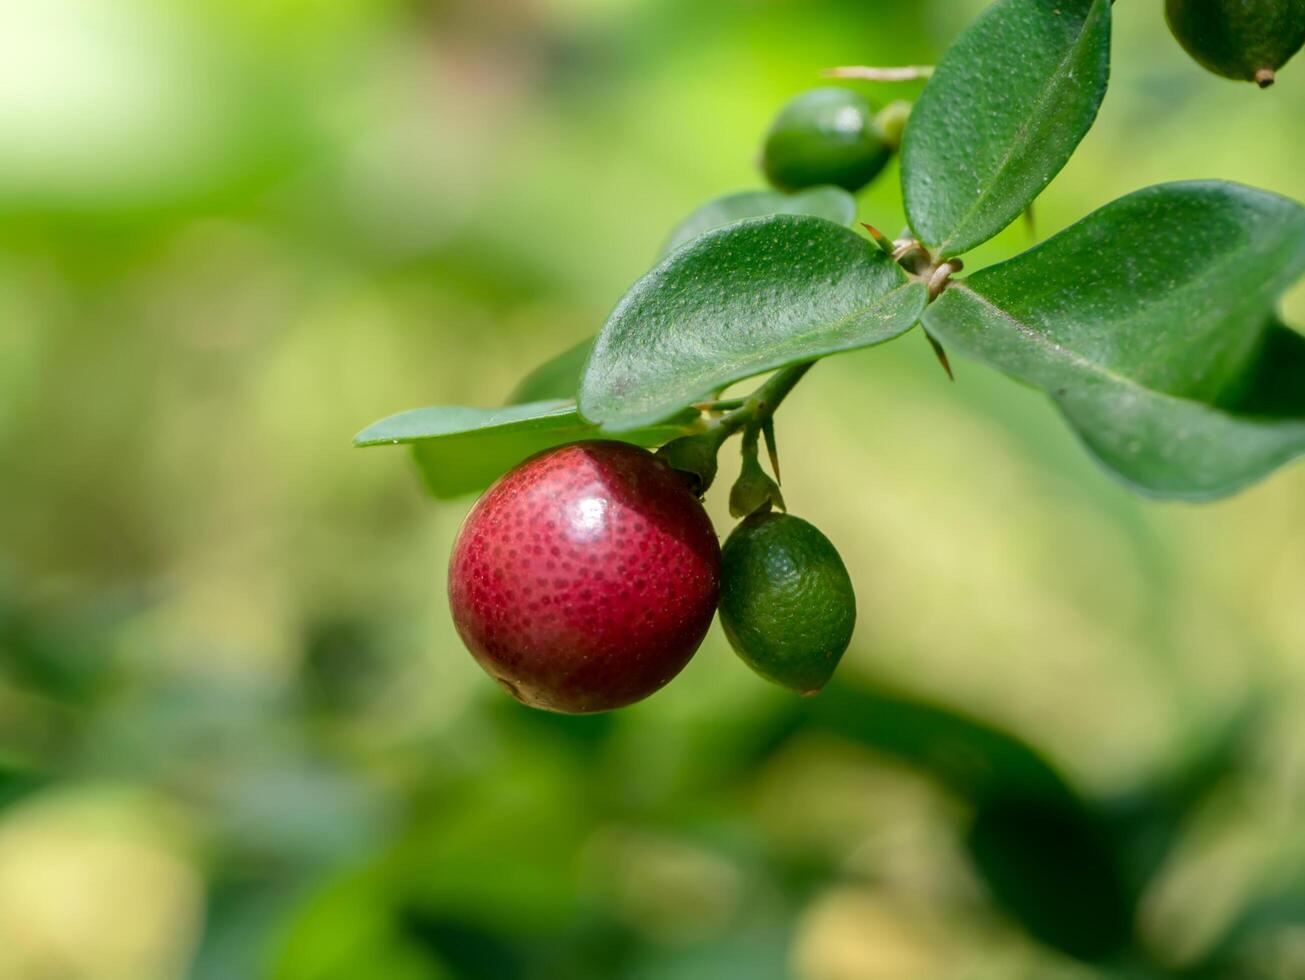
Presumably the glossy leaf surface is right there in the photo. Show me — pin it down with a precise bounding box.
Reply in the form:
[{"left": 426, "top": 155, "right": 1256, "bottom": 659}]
[
  {"left": 922, "top": 181, "right": 1305, "bottom": 498},
  {"left": 505, "top": 339, "right": 593, "bottom": 405},
  {"left": 501, "top": 189, "right": 859, "bottom": 409},
  {"left": 354, "top": 401, "right": 689, "bottom": 499},
  {"left": 660, "top": 186, "right": 857, "bottom": 258},
  {"left": 581, "top": 215, "right": 927, "bottom": 431},
  {"left": 902, "top": 0, "right": 1111, "bottom": 257}
]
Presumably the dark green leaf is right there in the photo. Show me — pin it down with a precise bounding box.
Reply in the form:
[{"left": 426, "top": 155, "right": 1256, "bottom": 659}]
[
  {"left": 808, "top": 682, "right": 1076, "bottom": 805},
  {"left": 1224, "top": 318, "right": 1305, "bottom": 418},
  {"left": 506, "top": 338, "right": 594, "bottom": 405},
  {"left": 0, "top": 762, "right": 45, "bottom": 812},
  {"left": 354, "top": 401, "right": 690, "bottom": 499},
  {"left": 902, "top": 0, "right": 1111, "bottom": 257},
  {"left": 398, "top": 911, "right": 528, "bottom": 980},
  {"left": 757, "top": 683, "right": 1137, "bottom": 960},
  {"left": 659, "top": 186, "right": 857, "bottom": 258},
  {"left": 355, "top": 401, "right": 582, "bottom": 449},
  {"left": 966, "top": 794, "right": 1133, "bottom": 961},
  {"left": 405, "top": 409, "right": 685, "bottom": 501},
  {"left": 580, "top": 215, "right": 927, "bottom": 431},
  {"left": 501, "top": 190, "right": 858, "bottom": 410},
  {"left": 922, "top": 181, "right": 1305, "bottom": 499}
]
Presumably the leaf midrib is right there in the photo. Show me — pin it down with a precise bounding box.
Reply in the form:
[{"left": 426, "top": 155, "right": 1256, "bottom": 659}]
[
  {"left": 355, "top": 402, "right": 579, "bottom": 446},
  {"left": 940, "top": 285, "right": 1305, "bottom": 431},
  {"left": 589, "top": 279, "right": 924, "bottom": 427},
  {"left": 930, "top": 0, "right": 1108, "bottom": 257}
]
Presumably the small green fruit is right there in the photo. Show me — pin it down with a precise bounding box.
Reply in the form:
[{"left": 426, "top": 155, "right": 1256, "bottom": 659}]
[
  {"left": 1165, "top": 0, "right": 1305, "bottom": 86},
  {"left": 762, "top": 88, "right": 893, "bottom": 193},
  {"left": 718, "top": 512, "right": 856, "bottom": 695}
]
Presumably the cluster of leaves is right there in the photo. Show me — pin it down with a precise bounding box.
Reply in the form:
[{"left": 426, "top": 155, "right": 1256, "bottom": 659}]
[{"left": 357, "top": 0, "right": 1305, "bottom": 504}]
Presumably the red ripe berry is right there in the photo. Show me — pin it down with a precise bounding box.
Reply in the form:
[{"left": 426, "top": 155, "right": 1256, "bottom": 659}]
[{"left": 448, "top": 441, "right": 721, "bottom": 713}]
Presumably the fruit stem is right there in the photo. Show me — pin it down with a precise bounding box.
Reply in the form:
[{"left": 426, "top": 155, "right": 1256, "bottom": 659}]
[
  {"left": 660, "top": 363, "right": 813, "bottom": 494},
  {"left": 716, "top": 361, "right": 813, "bottom": 437}
]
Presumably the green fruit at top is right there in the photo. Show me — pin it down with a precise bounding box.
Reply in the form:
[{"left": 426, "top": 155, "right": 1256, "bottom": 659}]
[
  {"left": 1165, "top": 0, "right": 1305, "bottom": 86},
  {"left": 718, "top": 512, "right": 856, "bottom": 695},
  {"left": 762, "top": 88, "right": 893, "bottom": 193}
]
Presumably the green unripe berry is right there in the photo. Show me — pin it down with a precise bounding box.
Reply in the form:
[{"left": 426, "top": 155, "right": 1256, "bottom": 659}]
[
  {"left": 761, "top": 88, "right": 893, "bottom": 193},
  {"left": 718, "top": 512, "right": 856, "bottom": 695},
  {"left": 1165, "top": 0, "right": 1305, "bottom": 86}
]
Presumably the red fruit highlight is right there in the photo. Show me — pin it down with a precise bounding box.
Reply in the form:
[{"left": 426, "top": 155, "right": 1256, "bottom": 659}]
[{"left": 448, "top": 441, "right": 721, "bottom": 713}]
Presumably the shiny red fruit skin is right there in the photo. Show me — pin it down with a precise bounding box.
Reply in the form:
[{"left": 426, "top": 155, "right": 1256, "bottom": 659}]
[{"left": 448, "top": 441, "right": 721, "bottom": 713}]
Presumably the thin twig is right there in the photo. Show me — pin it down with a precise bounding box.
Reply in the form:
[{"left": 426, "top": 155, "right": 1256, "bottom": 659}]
[
  {"left": 823, "top": 65, "right": 935, "bottom": 82},
  {"left": 716, "top": 362, "right": 813, "bottom": 438}
]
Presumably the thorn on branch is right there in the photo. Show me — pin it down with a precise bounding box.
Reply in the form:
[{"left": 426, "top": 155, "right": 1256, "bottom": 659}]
[
  {"left": 861, "top": 223, "right": 896, "bottom": 257},
  {"left": 761, "top": 419, "right": 781, "bottom": 484},
  {"left": 923, "top": 330, "right": 954, "bottom": 381}
]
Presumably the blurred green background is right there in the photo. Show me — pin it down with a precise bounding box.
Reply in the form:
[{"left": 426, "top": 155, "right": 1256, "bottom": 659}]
[{"left": 3, "top": 0, "right": 1305, "bottom": 977}]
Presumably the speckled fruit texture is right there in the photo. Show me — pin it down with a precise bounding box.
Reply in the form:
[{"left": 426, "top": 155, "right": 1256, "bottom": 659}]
[{"left": 448, "top": 441, "right": 721, "bottom": 713}]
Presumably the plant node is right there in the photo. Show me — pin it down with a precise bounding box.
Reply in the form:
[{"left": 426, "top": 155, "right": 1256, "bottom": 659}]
[
  {"left": 889, "top": 239, "right": 962, "bottom": 300},
  {"left": 927, "top": 259, "right": 964, "bottom": 300},
  {"left": 892, "top": 238, "right": 931, "bottom": 275},
  {"left": 664, "top": 363, "right": 814, "bottom": 497}
]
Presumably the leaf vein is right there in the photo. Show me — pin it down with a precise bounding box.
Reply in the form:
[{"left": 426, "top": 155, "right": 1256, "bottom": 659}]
[
  {"left": 934, "top": 0, "right": 1108, "bottom": 257},
  {"left": 943, "top": 285, "right": 1297, "bottom": 427}
]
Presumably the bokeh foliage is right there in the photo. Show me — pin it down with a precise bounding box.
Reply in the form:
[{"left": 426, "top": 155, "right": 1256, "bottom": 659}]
[{"left": 2, "top": 1, "right": 1305, "bottom": 978}]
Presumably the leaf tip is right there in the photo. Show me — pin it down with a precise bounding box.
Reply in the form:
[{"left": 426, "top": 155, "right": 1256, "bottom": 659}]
[{"left": 352, "top": 427, "right": 383, "bottom": 448}]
